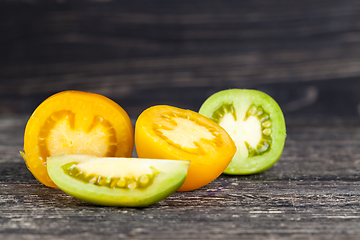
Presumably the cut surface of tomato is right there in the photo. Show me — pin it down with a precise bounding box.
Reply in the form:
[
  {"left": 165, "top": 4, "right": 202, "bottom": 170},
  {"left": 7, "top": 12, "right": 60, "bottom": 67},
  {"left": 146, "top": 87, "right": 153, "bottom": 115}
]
[
  {"left": 21, "top": 91, "right": 133, "bottom": 188},
  {"left": 135, "top": 105, "right": 236, "bottom": 191},
  {"left": 47, "top": 154, "right": 190, "bottom": 207},
  {"left": 199, "top": 89, "right": 286, "bottom": 175}
]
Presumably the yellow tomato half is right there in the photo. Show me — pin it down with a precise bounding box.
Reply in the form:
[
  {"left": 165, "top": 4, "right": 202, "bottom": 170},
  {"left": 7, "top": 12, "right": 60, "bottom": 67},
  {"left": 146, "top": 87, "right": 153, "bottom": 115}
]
[
  {"left": 135, "top": 105, "right": 236, "bottom": 191},
  {"left": 21, "top": 91, "right": 133, "bottom": 188}
]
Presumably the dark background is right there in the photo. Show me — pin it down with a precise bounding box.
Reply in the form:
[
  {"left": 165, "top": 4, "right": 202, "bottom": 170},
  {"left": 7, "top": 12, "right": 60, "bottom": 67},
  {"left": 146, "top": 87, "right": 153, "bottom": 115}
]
[
  {"left": 1, "top": 0, "right": 360, "bottom": 119},
  {"left": 1, "top": 1, "right": 360, "bottom": 239}
]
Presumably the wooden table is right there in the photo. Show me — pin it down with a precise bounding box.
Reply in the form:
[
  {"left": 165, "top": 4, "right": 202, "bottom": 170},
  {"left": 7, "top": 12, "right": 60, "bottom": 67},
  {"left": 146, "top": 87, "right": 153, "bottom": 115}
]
[
  {"left": 1, "top": 115, "right": 359, "bottom": 239},
  {"left": 1, "top": 0, "right": 360, "bottom": 239}
]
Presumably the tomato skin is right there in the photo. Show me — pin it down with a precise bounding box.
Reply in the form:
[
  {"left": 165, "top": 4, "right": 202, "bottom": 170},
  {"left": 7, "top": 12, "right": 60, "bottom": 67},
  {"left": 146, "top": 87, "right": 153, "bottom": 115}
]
[
  {"left": 22, "top": 91, "right": 133, "bottom": 188},
  {"left": 135, "top": 105, "right": 236, "bottom": 191}
]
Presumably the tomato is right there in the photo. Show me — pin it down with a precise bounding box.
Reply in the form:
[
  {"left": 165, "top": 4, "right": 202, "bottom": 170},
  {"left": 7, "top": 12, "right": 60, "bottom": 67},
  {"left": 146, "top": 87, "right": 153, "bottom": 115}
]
[
  {"left": 199, "top": 89, "right": 286, "bottom": 175},
  {"left": 21, "top": 91, "right": 133, "bottom": 188},
  {"left": 47, "top": 154, "right": 190, "bottom": 207},
  {"left": 135, "top": 105, "right": 236, "bottom": 191}
]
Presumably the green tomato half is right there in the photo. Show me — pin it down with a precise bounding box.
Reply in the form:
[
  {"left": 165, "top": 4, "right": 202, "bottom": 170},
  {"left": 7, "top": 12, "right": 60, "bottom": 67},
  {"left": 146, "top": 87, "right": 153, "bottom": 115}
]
[
  {"left": 47, "top": 154, "right": 190, "bottom": 207},
  {"left": 199, "top": 89, "right": 286, "bottom": 175}
]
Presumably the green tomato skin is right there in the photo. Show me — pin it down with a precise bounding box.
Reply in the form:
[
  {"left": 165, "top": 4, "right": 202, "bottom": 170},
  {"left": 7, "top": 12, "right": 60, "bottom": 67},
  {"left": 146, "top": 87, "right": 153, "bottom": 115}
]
[
  {"left": 47, "top": 154, "right": 189, "bottom": 207},
  {"left": 199, "top": 89, "right": 286, "bottom": 175}
]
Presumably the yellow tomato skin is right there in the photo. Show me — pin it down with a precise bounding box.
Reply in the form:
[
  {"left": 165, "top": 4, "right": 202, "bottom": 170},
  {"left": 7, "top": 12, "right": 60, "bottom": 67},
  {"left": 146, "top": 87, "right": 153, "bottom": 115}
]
[
  {"left": 135, "top": 105, "right": 236, "bottom": 191},
  {"left": 22, "top": 91, "right": 133, "bottom": 188}
]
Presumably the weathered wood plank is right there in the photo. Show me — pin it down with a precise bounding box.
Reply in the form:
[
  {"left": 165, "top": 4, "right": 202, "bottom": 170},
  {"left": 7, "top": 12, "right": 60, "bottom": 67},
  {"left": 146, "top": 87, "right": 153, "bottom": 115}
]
[
  {"left": 0, "top": 115, "right": 359, "bottom": 239},
  {"left": 1, "top": 0, "right": 360, "bottom": 117},
  {"left": 1, "top": 1, "right": 360, "bottom": 237}
]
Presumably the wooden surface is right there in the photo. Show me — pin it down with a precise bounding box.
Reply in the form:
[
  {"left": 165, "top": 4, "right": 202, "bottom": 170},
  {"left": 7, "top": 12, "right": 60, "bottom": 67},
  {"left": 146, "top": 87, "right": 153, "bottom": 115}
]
[
  {"left": 1, "top": 0, "right": 360, "bottom": 117},
  {"left": 1, "top": 0, "right": 360, "bottom": 239},
  {"left": 0, "top": 115, "right": 359, "bottom": 240}
]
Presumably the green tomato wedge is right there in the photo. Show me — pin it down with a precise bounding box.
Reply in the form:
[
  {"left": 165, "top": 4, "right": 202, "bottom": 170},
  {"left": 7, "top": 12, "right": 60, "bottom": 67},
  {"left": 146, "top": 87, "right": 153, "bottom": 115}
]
[
  {"left": 47, "top": 154, "right": 190, "bottom": 207},
  {"left": 199, "top": 89, "right": 286, "bottom": 175}
]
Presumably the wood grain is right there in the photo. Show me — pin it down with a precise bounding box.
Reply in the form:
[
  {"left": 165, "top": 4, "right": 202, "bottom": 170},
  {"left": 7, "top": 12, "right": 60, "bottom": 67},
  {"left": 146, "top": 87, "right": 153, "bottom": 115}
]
[
  {"left": 0, "top": 2, "right": 360, "bottom": 238},
  {"left": 0, "top": 115, "right": 359, "bottom": 239},
  {"left": 1, "top": 0, "right": 360, "bottom": 116}
]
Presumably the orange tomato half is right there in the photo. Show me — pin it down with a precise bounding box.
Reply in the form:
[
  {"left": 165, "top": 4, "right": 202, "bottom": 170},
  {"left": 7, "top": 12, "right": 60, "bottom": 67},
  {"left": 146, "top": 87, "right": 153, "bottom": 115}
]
[
  {"left": 21, "top": 91, "right": 133, "bottom": 188},
  {"left": 135, "top": 105, "right": 236, "bottom": 191}
]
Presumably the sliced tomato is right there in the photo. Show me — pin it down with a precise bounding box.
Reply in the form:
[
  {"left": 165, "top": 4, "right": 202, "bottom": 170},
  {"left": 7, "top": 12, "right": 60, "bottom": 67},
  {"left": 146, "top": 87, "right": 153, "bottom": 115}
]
[
  {"left": 21, "top": 91, "right": 133, "bottom": 188},
  {"left": 135, "top": 105, "right": 236, "bottom": 191},
  {"left": 47, "top": 154, "right": 190, "bottom": 207}
]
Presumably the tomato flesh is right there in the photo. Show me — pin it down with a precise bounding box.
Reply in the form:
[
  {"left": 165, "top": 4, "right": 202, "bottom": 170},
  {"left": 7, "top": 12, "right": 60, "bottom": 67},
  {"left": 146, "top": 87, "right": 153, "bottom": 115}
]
[{"left": 135, "top": 105, "right": 236, "bottom": 191}]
